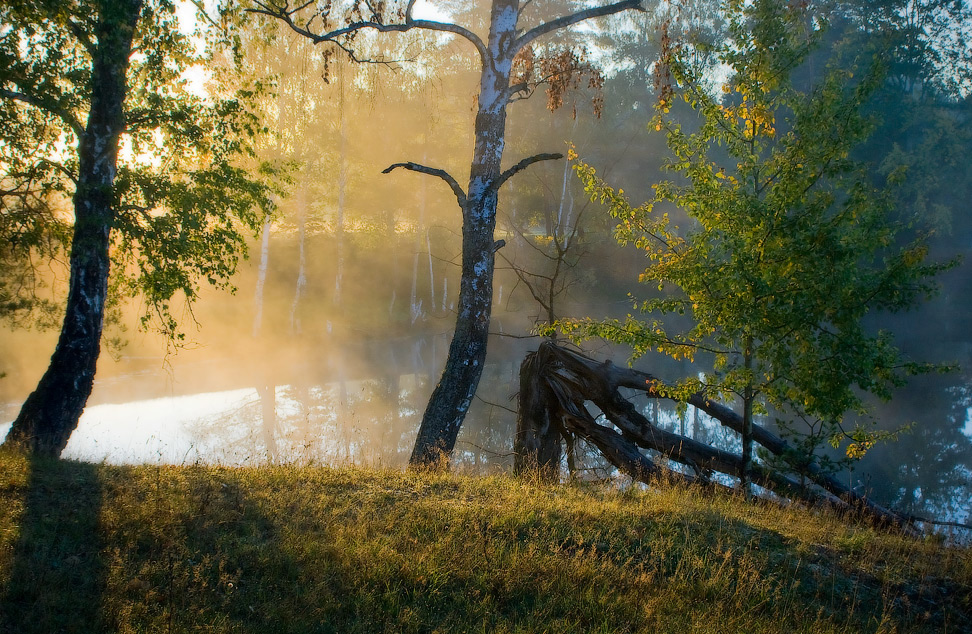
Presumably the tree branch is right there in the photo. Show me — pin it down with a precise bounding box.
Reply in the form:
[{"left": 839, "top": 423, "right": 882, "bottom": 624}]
[
  {"left": 249, "top": 1, "right": 487, "bottom": 65},
  {"left": 330, "top": 39, "right": 414, "bottom": 68},
  {"left": 494, "top": 152, "right": 563, "bottom": 191},
  {"left": 0, "top": 88, "right": 84, "bottom": 138},
  {"left": 37, "top": 158, "right": 79, "bottom": 186},
  {"left": 187, "top": 0, "right": 225, "bottom": 30},
  {"left": 382, "top": 162, "right": 467, "bottom": 209},
  {"left": 515, "top": 0, "right": 644, "bottom": 51},
  {"left": 66, "top": 18, "right": 97, "bottom": 57}
]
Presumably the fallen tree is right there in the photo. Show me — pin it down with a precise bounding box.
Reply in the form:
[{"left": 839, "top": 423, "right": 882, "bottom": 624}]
[{"left": 515, "top": 342, "right": 921, "bottom": 533}]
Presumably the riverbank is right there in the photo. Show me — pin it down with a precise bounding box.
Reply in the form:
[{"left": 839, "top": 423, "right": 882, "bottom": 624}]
[{"left": 1, "top": 450, "right": 969, "bottom": 633}]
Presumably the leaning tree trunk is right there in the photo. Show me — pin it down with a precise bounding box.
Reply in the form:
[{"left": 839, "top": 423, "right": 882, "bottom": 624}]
[
  {"left": 516, "top": 342, "right": 920, "bottom": 533},
  {"left": 409, "top": 0, "right": 517, "bottom": 466},
  {"left": 3, "top": 0, "right": 142, "bottom": 457},
  {"left": 513, "top": 349, "right": 563, "bottom": 479}
]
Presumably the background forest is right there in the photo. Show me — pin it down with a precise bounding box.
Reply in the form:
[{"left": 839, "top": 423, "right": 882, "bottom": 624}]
[{"left": 1, "top": 0, "right": 971, "bottom": 528}]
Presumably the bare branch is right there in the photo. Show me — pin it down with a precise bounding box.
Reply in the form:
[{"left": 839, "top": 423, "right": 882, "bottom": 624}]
[
  {"left": 505, "top": 80, "right": 533, "bottom": 103},
  {"left": 494, "top": 152, "right": 563, "bottom": 191},
  {"left": 498, "top": 250, "right": 551, "bottom": 310},
  {"left": 382, "top": 162, "right": 467, "bottom": 209},
  {"left": 249, "top": 1, "right": 488, "bottom": 65},
  {"left": 187, "top": 0, "right": 224, "bottom": 30},
  {"left": 38, "top": 158, "right": 79, "bottom": 186},
  {"left": 516, "top": 0, "right": 644, "bottom": 51},
  {"left": 330, "top": 38, "right": 413, "bottom": 68}
]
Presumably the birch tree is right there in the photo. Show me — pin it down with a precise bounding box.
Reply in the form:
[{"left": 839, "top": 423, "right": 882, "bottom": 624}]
[
  {"left": 0, "top": 0, "right": 278, "bottom": 456},
  {"left": 252, "top": 0, "right": 644, "bottom": 466}
]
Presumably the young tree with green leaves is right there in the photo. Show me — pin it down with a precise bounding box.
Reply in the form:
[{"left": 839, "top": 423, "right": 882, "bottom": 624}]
[
  {"left": 564, "top": 0, "right": 950, "bottom": 491},
  {"left": 0, "top": 0, "right": 279, "bottom": 456}
]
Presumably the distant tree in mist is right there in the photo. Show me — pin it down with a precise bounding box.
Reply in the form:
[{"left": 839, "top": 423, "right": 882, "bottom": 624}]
[
  {"left": 498, "top": 145, "right": 592, "bottom": 335},
  {"left": 835, "top": 0, "right": 972, "bottom": 516},
  {"left": 0, "top": 0, "right": 280, "bottom": 456},
  {"left": 252, "top": 0, "right": 645, "bottom": 467},
  {"left": 831, "top": 0, "right": 972, "bottom": 240}
]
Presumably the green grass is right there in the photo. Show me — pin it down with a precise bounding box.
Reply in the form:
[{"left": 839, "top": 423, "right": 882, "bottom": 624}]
[{"left": 0, "top": 449, "right": 969, "bottom": 633}]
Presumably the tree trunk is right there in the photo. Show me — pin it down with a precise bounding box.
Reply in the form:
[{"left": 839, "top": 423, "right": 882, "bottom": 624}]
[
  {"left": 409, "top": 0, "right": 517, "bottom": 466},
  {"left": 3, "top": 0, "right": 142, "bottom": 457},
  {"left": 290, "top": 187, "right": 307, "bottom": 334},
  {"left": 427, "top": 230, "right": 436, "bottom": 313},
  {"left": 513, "top": 350, "right": 563, "bottom": 478},
  {"left": 741, "top": 338, "right": 754, "bottom": 495},
  {"left": 253, "top": 214, "right": 272, "bottom": 337},
  {"left": 257, "top": 382, "right": 279, "bottom": 462},
  {"left": 409, "top": 148, "right": 429, "bottom": 324},
  {"left": 333, "top": 58, "right": 348, "bottom": 307}
]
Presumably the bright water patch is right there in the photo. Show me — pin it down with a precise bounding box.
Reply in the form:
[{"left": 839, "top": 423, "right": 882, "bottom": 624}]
[
  {"left": 1, "top": 388, "right": 259, "bottom": 464},
  {"left": 0, "top": 377, "right": 424, "bottom": 466}
]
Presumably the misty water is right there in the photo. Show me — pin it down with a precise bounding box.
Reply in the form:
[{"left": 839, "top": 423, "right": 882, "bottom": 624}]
[
  {"left": 4, "top": 282, "right": 971, "bottom": 532},
  {"left": 4, "top": 213, "right": 972, "bottom": 531},
  {"left": 0, "top": 381, "right": 421, "bottom": 466}
]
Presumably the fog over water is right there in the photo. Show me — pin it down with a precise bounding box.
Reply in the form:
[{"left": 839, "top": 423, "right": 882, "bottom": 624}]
[{"left": 2, "top": 2, "right": 971, "bottom": 529}]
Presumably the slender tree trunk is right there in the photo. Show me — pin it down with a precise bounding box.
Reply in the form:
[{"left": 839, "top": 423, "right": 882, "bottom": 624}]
[
  {"left": 409, "top": 234, "right": 422, "bottom": 324},
  {"left": 334, "top": 58, "right": 347, "bottom": 307},
  {"left": 253, "top": 214, "right": 272, "bottom": 337},
  {"left": 427, "top": 230, "right": 436, "bottom": 312},
  {"left": 3, "top": 0, "right": 142, "bottom": 457},
  {"left": 410, "top": 149, "right": 429, "bottom": 324},
  {"left": 409, "top": 0, "right": 517, "bottom": 466},
  {"left": 741, "top": 338, "right": 754, "bottom": 496},
  {"left": 290, "top": 187, "right": 307, "bottom": 333}
]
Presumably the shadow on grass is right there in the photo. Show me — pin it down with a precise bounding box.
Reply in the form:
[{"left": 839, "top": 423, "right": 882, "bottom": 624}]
[{"left": 0, "top": 455, "right": 106, "bottom": 633}]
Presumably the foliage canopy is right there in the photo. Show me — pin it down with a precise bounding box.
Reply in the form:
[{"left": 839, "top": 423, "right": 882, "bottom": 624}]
[
  {"left": 561, "top": 0, "right": 952, "bottom": 462},
  {"left": 0, "top": 0, "right": 281, "bottom": 341}
]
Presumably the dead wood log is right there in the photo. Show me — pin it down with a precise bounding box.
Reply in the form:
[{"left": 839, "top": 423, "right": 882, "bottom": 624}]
[
  {"left": 515, "top": 342, "right": 918, "bottom": 533},
  {"left": 515, "top": 343, "right": 695, "bottom": 485},
  {"left": 513, "top": 349, "right": 563, "bottom": 479}
]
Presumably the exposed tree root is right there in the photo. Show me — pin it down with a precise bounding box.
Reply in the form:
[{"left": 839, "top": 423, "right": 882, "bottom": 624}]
[{"left": 515, "top": 342, "right": 920, "bottom": 534}]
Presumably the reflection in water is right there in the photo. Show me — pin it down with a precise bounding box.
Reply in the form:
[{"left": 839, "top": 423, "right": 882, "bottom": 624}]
[
  {"left": 0, "top": 376, "right": 426, "bottom": 466},
  {"left": 2, "top": 357, "right": 969, "bottom": 531}
]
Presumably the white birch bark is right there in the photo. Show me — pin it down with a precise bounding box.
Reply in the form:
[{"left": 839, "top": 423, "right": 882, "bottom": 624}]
[
  {"left": 290, "top": 187, "right": 307, "bottom": 333},
  {"left": 252, "top": 214, "right": 272, "bottom": 338}
]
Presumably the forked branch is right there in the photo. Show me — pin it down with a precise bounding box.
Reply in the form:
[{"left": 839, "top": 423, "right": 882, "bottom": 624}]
[
  {"left": 516, "top": 0, "right": 644, "bottom": 51},
  {"left": 382, "top": 162, "right": 467, "bottom": 208},
  {"left": 494, "top": 153, "right": 563, "bottom": 191}
]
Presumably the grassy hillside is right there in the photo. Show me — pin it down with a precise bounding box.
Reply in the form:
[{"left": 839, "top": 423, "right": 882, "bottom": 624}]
[{"left": 0, "top": 450, "right": 969, "bottom": 633}]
